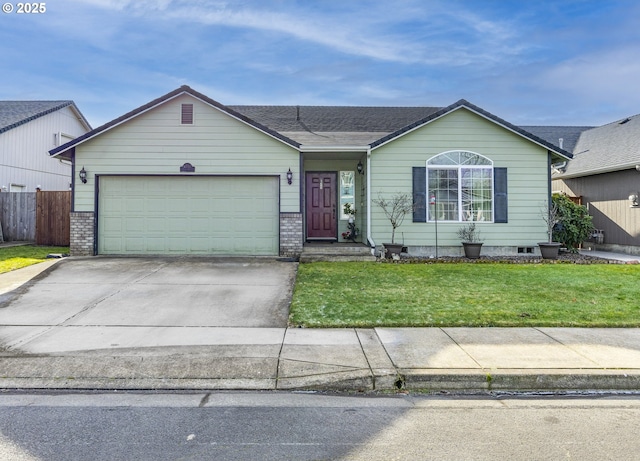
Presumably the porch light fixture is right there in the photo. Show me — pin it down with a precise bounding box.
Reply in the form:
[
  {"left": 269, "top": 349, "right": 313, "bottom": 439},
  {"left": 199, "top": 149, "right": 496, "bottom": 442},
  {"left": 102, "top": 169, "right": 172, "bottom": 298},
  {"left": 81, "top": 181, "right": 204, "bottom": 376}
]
[
  {"left": 79, "top": 166, "right": 87, "bottom": 184},
  {"left": 629, "top": 192, "right": 639, "bottom": 207},
  {"left": 357, "top": 160, "right": 364, "bottom": 175},
  {"left": 286, "top": 168, "right": 293, "bottom": 185}
]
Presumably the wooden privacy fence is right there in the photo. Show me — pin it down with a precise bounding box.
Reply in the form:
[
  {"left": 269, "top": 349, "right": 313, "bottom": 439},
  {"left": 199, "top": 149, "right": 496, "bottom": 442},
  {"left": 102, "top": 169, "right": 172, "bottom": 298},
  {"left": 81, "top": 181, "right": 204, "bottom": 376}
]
[
  {"left": 0, "top": 191, "right": 71, "bottom": 246},
  {"left": 0, "top": 192, "right": 35, "bottom": 242},
  {"left": 36, "top": 191, "right": 71, "bottom": 246}
]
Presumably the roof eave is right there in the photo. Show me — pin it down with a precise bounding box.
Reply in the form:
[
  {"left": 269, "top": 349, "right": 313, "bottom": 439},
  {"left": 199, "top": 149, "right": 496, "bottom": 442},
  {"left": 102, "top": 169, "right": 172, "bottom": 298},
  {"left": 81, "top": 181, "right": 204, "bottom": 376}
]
[
  {"left": 554, "top": 163, "right": 640, "bottom": 179},
  {"left": 300, "top": 145, "right": 370, "bottom": 153},
  {"left": 68, "top": 103, "right": 92, "bottom": 131}
]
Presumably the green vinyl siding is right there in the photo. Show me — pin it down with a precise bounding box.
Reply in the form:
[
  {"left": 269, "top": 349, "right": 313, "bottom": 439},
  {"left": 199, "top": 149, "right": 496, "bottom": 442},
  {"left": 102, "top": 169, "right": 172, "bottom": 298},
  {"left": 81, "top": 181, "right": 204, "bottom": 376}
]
[
  {"left": 74, "top": 94, "right": 299, "bottom": 213},
  {"left": 370, "top": 108, "right": 549, "bottom": 247},
  {"left": 98, "top": 176, "right": 279, "bottom": 255}
]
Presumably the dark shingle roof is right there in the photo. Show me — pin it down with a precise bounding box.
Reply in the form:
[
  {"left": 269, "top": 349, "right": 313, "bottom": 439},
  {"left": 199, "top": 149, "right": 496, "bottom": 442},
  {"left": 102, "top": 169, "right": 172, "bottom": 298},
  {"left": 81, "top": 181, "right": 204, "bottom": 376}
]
[
  {"left": 0, "top": 100, "right": 76, "bottom": 134},
  {"left": 48, "top": 85, "right": 573, "bottom": 159},
  {"left": 554, "top": 114, "right": 640, "bottom": 178},
  {"left": 229, "top": 105, "right": 442, "bottom": 146},
  {"left": 521, "top": 126, "right": 594, "bottom": 154},
  {"left": 229, "top": 105, "right": 442, "bottom": 133}
]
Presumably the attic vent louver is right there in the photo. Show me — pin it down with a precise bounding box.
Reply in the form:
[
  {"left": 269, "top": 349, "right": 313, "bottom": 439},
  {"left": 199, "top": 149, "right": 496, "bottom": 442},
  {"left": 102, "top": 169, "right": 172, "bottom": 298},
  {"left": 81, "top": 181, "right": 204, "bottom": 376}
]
[{"left": 181, "top": 104, "right": 194, "bottom": 124}]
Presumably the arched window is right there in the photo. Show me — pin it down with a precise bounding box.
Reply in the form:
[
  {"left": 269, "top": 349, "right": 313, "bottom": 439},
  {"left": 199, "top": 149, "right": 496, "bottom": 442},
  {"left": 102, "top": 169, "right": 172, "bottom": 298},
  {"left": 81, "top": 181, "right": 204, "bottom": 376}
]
[{"left": 427, "top": 151, "right": 493, "bottom": 222}]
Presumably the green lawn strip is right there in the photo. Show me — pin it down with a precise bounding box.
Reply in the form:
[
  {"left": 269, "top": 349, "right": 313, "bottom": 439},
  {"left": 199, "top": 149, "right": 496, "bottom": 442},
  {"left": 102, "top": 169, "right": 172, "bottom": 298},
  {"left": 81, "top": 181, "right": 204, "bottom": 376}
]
[
  {"left": 289, "top": 262, "right": 640, "bottom": 328},
  {"left": 0, "top": 246, "right": 70, "bottom": 274}
]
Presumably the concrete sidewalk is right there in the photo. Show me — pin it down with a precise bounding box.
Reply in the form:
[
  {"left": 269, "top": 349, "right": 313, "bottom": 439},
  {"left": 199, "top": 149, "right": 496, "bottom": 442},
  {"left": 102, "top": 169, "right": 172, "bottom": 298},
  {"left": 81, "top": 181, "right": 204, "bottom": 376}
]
[
  {"left": 1, "top": 256, "right": 640, "bottom": 393},
  {"left": 1, "top": 325, "right": 639, "bottom": 393}
]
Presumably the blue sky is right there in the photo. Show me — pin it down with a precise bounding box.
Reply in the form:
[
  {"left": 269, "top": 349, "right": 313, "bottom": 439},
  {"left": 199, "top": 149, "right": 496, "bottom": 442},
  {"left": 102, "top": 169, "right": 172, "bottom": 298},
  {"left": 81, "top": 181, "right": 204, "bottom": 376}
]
[{"left": 1, "top": 0, "right": 638, "bottom": 128}]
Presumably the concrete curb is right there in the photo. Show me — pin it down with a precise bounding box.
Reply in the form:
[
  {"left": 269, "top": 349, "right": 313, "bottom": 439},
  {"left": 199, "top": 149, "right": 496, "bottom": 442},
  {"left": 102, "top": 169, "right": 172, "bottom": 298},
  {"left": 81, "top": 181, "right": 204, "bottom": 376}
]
[{"left": 2, "top": 354, "right": 640, "bottom": 393}]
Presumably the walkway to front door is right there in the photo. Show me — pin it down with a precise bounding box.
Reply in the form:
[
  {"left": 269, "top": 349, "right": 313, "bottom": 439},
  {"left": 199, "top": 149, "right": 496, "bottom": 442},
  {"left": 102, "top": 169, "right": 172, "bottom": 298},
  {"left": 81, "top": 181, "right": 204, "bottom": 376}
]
[{"left": 306, "top": 172, "right": 337, "bottom": 240}]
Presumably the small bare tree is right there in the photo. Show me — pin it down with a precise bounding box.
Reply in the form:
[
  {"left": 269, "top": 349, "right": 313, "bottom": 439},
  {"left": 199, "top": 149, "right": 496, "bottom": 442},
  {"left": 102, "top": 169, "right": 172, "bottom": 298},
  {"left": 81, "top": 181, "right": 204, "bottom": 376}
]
[
  {"left": 372, "top": 192, "right": 415, "bottom": 244},
  {"left": 541, "top": 200, "right": 561, "bottom": 243}
]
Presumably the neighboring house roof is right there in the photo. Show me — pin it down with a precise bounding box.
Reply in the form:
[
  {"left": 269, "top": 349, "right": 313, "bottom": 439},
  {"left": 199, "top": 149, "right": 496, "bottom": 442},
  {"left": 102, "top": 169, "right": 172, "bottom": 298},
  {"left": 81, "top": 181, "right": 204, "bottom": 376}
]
[
  {"left": 521, "top": 126, "right": 594, "bottom": 154},
  {"left": 553, "top": 114, "right": 640, "bottom": 178},
  {"left": 49, "top": 85, "right": 573, "bottom": 159},
  {"left": 0, "top": 100, "right": 91, "bottom": 134}
]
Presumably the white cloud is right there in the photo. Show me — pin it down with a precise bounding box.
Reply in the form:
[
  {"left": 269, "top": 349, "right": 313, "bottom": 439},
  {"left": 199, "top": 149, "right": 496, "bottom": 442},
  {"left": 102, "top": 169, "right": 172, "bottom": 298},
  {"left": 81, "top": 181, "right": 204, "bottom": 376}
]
[
  {"left": 60, "top": 0, "right": 528, "bottom": 67},
  {"left": 537, "top": 45, "right": 640, "bottom": 121}
]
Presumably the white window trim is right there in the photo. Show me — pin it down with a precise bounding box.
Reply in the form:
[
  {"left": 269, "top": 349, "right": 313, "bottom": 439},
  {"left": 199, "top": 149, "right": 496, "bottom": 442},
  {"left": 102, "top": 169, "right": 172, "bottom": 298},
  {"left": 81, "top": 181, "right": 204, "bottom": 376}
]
[
  {"left": 426, "top": 150, "right": 494, "bottom": 223},
  {"left": 339, "top": 171, "right": 355, "bottom": 220}
]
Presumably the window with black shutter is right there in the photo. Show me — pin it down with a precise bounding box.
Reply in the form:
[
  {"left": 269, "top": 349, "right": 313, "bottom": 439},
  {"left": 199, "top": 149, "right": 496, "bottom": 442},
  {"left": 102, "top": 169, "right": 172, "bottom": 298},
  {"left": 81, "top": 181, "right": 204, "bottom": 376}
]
[{"left": 411, "top": 152, "right": 508, "bottom": 223}]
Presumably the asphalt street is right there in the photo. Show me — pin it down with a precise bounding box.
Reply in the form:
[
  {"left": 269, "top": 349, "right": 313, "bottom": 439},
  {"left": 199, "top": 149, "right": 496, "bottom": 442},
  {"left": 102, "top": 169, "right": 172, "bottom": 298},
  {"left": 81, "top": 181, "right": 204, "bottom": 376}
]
[{"left": 1, "top": 391, "right": 639, "bottom": 461}]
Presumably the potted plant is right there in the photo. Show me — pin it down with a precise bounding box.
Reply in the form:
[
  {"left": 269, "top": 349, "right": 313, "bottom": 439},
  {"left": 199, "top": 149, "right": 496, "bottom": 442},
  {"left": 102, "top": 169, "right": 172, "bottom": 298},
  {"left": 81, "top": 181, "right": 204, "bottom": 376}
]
[
  {"left": 457, "top": 222, "right": 483, "bottom": 259},
  {"left": 372, "top": 192, "right": 414, "bottom": 258},
  {"left": 538, "top": 199, "right": 562, "bottom": 259}
]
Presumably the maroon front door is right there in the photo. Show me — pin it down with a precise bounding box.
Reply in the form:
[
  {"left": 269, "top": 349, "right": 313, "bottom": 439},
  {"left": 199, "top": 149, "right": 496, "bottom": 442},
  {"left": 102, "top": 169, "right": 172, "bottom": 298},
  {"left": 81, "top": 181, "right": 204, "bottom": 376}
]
[{"left": 306, "top": 172, "right": 337, "bottom": 239}]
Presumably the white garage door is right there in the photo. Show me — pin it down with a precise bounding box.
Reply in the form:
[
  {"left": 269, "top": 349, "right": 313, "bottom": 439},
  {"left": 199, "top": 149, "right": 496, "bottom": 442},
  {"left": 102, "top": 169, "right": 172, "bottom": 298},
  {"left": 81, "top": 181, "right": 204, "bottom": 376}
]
[{"left": 98, "top": 176, "right": 279, "bottom": 255}]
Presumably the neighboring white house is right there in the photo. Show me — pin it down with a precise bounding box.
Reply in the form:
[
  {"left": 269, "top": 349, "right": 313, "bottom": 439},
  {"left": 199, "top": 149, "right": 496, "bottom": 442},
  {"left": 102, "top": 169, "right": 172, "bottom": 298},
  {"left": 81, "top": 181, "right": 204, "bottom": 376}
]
[{"left": 0, "top": 101, "right": 91, "bottom": 191}]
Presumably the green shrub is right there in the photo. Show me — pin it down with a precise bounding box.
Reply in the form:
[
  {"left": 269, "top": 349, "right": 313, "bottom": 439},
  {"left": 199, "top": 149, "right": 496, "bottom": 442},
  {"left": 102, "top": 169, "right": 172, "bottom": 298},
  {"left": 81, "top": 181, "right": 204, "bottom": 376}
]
[{"left": 552, "top": 194, "right": 594, "bottom": 251}]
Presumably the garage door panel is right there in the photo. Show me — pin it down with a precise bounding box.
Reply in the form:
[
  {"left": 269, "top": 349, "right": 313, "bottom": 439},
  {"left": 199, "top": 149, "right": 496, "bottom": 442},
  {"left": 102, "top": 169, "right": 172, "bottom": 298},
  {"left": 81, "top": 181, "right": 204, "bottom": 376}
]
[
  {"left": 124, "top": 237, "right": 145, "bottom": 252},
  {"left": 145, "top": 238, "right": 166, "bottom": 252},
  {"left": 99, "top": 176, "right": 279, "bottom": 255},
  {"left": 124, "top": 198, "right": 145, "bottom": 213},
  {"left": 102, "top": 237, "right": 123, "bottom": 253},
  {"left": 190, "top": 217, "right": 211, "bottom": 233},
  {"left": 187, "top": 238, "right": 210, "bottom": 252}
]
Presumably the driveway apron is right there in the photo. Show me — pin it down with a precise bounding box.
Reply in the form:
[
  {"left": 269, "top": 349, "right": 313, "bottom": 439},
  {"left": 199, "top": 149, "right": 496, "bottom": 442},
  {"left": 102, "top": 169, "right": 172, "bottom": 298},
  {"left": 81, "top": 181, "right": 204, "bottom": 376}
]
[{"left": 0, "top": 257, "right": 296, "bottom": 353}]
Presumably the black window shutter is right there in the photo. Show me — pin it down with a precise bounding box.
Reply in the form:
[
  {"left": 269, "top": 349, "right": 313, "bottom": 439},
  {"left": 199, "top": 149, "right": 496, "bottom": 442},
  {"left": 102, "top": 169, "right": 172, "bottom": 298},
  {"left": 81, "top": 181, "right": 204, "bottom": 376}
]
[
  {"left": 412, "top": 167, "right": 426, "bottom": 222},
  {"left": 494, "top": 167, "right": 508, "bottom": 223}
]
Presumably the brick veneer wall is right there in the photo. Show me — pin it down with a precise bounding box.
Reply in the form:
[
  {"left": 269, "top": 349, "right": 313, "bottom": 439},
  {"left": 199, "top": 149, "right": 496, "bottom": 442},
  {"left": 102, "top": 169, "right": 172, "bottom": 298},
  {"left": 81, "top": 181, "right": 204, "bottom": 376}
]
[
  {"left": 280, "top": 212, "right": 303, "bottom": 257},
  {"left": 70, "top": 212, "right": 95, "bottom": 256}
]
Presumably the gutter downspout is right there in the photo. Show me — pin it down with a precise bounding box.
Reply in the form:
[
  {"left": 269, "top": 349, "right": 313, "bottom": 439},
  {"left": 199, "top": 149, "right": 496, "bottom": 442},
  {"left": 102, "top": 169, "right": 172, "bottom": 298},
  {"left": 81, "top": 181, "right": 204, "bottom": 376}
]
[{"left": 365, "top": 147, "right": 375, "bottom": 254}]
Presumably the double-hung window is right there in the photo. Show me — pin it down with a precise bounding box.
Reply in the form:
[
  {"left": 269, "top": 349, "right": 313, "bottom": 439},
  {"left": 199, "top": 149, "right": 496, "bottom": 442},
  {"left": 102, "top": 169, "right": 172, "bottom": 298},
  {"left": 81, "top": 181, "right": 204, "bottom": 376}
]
[{"left": 427, "top": 151, "right": 493, "bottom": 222}]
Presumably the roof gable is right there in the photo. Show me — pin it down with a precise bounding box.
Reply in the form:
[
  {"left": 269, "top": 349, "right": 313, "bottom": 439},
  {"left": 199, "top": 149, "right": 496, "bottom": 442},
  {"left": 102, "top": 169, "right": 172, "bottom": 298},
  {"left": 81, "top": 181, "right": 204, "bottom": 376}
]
[
  {"left": 0, "top": 100, "right": 90, "bottom": 134},
  {"left": 370, "top": 99, "right": 573, "bottom": 160},
  {"left": 49, "top": 86, "right": 301, "bottom": 158}
]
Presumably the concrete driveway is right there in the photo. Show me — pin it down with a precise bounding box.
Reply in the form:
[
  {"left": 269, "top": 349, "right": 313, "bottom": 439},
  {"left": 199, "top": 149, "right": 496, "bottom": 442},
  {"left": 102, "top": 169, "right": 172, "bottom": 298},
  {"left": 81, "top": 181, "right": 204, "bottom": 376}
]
[{"left": 0, "top": 257, "right": 297, "bottom": 354}]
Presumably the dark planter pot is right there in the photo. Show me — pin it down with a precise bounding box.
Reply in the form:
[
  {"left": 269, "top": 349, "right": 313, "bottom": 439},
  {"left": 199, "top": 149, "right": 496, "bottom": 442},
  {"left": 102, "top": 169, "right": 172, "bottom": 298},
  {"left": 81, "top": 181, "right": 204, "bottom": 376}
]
[
  {"left": 538, "top": 242, "right": 561, "bottom": 260},
  {"left": 461, "top": 242, "right": 483, "bottom": 259},
  {"left": 383, "top": 243, "right": 404, "bottom": 259}
]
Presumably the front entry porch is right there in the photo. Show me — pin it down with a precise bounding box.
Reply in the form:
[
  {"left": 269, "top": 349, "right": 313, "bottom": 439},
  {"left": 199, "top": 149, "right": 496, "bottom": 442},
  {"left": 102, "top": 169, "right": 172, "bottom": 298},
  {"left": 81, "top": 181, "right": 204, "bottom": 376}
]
[
  {"left": 302, "top": 154, "right": 368, "bottom": 248},
  {"left": 299, "top": 242, "right": 375, "bottom": 262}
]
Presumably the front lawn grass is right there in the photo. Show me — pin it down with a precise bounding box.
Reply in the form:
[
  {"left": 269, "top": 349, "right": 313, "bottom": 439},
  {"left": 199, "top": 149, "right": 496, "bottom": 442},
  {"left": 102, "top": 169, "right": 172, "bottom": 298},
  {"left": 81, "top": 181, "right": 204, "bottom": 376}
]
[
  {"left": 289, "top": 262, "right": 640, "bottom": 328},
  {"left": 0, "top": 245, "right": 69, "bottom": 274}
]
